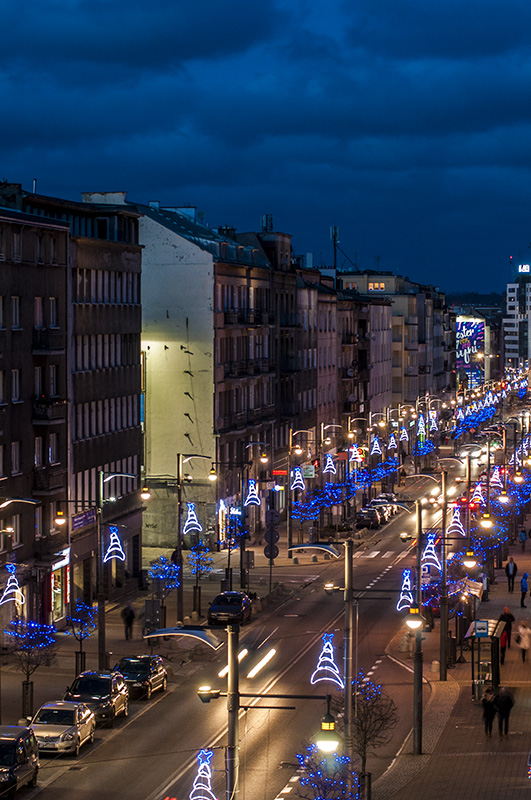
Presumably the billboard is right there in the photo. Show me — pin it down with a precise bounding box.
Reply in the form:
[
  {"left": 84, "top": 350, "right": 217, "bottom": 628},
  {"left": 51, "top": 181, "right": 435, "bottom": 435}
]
[{"left": 456, "top": 317, "right": 485, "bottom": 389}]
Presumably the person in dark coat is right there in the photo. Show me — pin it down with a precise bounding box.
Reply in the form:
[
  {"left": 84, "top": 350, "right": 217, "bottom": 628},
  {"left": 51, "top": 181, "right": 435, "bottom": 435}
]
[
  {"left": 499, "top": 607, "right": 516, "bottom": 647},
  {"left": 520, "top": 572, "right": 529, "bottom": 608},
  {"left": 481, "top": 686, "right": 497, "bottom": 737},
  {"left": 520, "top": 528, "right": 527, "bottom": 552},
  {"left": 494, "top": 687, "right": 515, "bottom": 737},
  {"left": 121, "top": 603, "right": 136, "bottom": 640},
  {"left": 505, "top": 556, "right": 518, "bottom": 593}
]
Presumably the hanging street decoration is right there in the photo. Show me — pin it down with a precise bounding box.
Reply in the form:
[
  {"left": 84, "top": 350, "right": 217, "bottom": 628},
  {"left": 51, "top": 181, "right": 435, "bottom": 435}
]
[
  {"left": 0, "top": 563, "right": 25, "bottom": 607},
  {"left": 290, "top": 466, "right": 306, "bottom": 491},
  {"left": 421, "top": 532, "right": 441, "bottom": 570},
  {"left": 447, "top": 505, "right": 466, "bottom": 538},
  {"left": 349, "top": 443, "right": 363, "bottom": 463},
  {"left": 183, "top": 502, "right": 203, "bottom": 535},
  {"left": 103, "top": 526, "right": 126, "bottom": 563},
  {"left": 323, "top": 453, "right": 337, "bottom": 475},
  {"left": 399, "top": 426, "right": 409, "bottom": 442},
  {"left": 470, "top": 482, "right": 484, "bottom": 505},
  {"left": 490, "top": 467, "right": 503, "bottom": 493},
  {"left": 387, "top": 433, "right": 397, "bottom": 450},
  {"left": 429, "top": 410, "right": 438, "bottom": 432},
  {"left": 189, "top": 749, "right": 218, "bottom": 800},
  {"left": 310, "top": 633, "right": 344, "bottom": 689},
  {"left": 244, "top": 479, "right": 261, "bottom": 507},
  {"left": 417, "top": 413, "right": 426, "bottom": 439},
  {"left": 396, "top": 569, "right": 414, "bottom": 611},
  {"left": 370, "top": 435, "right": 382, "bottom": 456}
]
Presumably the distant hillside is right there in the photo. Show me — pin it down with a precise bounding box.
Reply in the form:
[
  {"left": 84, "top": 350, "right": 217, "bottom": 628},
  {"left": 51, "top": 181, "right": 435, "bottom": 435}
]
[{"left": 446, "top": 292, "right": 504, "bottom": 306}]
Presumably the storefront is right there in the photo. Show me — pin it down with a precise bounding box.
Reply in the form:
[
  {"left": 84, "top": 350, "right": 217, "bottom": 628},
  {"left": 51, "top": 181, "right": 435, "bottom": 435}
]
[{"left": 45, "top": 548, "right": 70, "bottom": 627}]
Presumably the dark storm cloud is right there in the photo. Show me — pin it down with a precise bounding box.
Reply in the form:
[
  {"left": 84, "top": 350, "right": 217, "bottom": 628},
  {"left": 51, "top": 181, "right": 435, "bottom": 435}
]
[{"left": 2, "top": 0, "right": 531, "bottom": 290}]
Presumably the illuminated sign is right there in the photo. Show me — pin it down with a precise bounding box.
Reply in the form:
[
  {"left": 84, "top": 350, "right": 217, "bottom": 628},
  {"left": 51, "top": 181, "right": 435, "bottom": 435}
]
[{"left": 519, "top": 264, "right": 530, "bottom": 273}]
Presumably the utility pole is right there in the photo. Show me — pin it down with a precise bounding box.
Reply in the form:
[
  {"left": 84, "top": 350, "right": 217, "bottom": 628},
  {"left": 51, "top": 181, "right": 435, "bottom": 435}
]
[
  {"left": 439, "top": 469, "right": 448, "bottom": 681},
  {"left": 413, "top": 500, "right": 423, "bottom": 756}
]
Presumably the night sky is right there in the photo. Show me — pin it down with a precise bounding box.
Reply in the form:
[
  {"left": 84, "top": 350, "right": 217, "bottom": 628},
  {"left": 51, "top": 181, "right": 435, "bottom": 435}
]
[{"left": 2, "top": 0, "right": 531, "bottom": 293}]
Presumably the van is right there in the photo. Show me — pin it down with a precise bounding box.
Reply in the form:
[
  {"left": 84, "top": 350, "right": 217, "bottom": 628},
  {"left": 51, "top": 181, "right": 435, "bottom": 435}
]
[{"left": 0, "top": 726, "right": 39, "bottom": 798}]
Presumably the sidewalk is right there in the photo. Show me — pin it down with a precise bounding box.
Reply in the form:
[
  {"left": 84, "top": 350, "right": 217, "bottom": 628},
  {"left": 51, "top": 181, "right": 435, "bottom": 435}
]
[{"left": 374, "top": 535, "right": 531, "bottom": 800}]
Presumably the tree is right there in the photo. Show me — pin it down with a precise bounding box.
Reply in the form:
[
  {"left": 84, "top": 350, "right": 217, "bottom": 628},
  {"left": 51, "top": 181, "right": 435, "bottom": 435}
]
[
  {"left": 333, "top": 670, "right": 398, "bottom": 793},
  {"left": 4, "top": 619, "right": 57, "bottom": 716},
  {"left": 65, "top": 599, "right": 97, "bottom": 675},
  {"left": 295, "top": 743, "right": 359, "bottom": 799},
  {"left": 148, "top": 556, "right": 180, "bottom": 608},
  {"left": 187, "top": 541, "right": 214, "bottom": 614}
]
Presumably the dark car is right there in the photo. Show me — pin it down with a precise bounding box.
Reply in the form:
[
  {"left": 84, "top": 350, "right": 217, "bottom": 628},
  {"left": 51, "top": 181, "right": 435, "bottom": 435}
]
[
  {"left": 369, "top": 499, "right": 392, "bottom": 521},
  {"left": 64, "top": 671, "right": 129, "bottom": 728},
  {"left": 356, "top": 507, "right": 381, "bottom": 529},
  {"left": 0, "top": 726, "right": 39, "bottom": 798},
  {"left": 207, "top": 592, "right": 252, "bottom": 626},
  {"left": 113, "top": 655, "right": 167, "bottom": 700}
]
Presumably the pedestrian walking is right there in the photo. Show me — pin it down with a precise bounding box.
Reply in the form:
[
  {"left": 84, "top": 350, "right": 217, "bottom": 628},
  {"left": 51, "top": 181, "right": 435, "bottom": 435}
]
[
  {"left": 494, "top": 687, "right": 515, "bottom": 737},
  {"left": 121, "top": 603, "right": 136, "bottom": 640},
  {"left": 500, "top": 628, "right": 508, "bottom": 665},
  {"left": 520, "top": 572, "right": 529, "bottom": 608},
  {"left": 481, "top": 686, "right": 497, "bottom": 737},
  {"left": 520, "top": 528, "right": 527, "bottom": 552},
  {"left": 505, "top": 556, "right": 518, "bottom": 593},
  {"left": 499, "top": 607, "right": 516, "bottom": 647},
  {"left": 517, "top": 620, "right": 531, "bottom": 662}
]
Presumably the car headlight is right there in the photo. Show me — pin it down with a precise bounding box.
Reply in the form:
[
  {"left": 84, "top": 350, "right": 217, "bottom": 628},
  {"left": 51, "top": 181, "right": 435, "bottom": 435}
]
[
  {"left": 132, "top": 682, "right": 142, "bottom": 687},
  {"left": 100, "top": 700, "right": 113, "bottom": 709},
  {"left": 61, "top": 733, "right": 74, "bottom": 742},
  {"left": 0, "top": 772, "right": 10, "bottom": 782}
]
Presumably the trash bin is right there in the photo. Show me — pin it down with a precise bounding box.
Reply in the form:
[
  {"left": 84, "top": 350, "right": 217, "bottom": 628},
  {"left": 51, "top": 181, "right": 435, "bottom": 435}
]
[
  {"left": 447, "top": 635, "right": 457, "bottom": 668},
  {"left": 473, "top": 679, "right": 485, "bottom": 701}
]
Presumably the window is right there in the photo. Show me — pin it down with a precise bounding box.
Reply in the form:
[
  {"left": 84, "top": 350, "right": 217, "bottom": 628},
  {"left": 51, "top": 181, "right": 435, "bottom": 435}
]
[
  {"left": 0, "top": 445, "right": 4, "bottom": 478},
  {"left": 0, "top": 371, "right": 4, "bottom": 404},
  {"left": 0, "top": 296, "right": 4, "bottom": 327},
  {"left": 34, "top": 436, "right": 43, "bottom": 467},
  {"left": 35, "top": 506, "right": 42, "bottom": 539},
  {"left": 49, "top": 432, "right": 58, "bottom": 465},
  {"left": 13, "top": 232, "right": 21, "bottom": 261},
  {"left": 11, "top": 369, "right": 20, "bottom": 402},
  {"left": 11, "top": 296, "right": 20, "bottom": 328},
  {"left": 49, "top": 297, "right": 58, "bottom": 328},
  {"left": 34, "top": 296, "right": 44, "bottom": 328},
  {"left": 11, "top": 442, "right": 21, "bottom": 475},
  {"left": 34, "top": 366, "right": 42, "bottom": 396},
  {"left": 49, "top": 501, "right": 59, "bottom": 534},
  {"left": 49, "top": 364, "right": 58, "bottom": 397}
]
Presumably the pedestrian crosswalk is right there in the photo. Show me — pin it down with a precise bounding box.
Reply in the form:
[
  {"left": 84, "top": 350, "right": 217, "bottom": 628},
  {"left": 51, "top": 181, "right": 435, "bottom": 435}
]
[{"left": 354, "top": 549, "right": 400, "bottom": 559}]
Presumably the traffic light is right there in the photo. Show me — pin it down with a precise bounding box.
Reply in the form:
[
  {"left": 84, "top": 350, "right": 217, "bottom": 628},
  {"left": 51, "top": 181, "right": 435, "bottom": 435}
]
[{"left": 312, "top": 458, "right": 320, "bottom": 474}]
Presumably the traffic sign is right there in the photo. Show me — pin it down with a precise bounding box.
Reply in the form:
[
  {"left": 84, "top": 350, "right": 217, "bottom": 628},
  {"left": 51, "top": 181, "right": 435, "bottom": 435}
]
[
  {"left": 265, "top": 509, "right": 280, "bottom": 524},
  {"left": 264, "top": 529, "right": 280, "bottom": 544},
  {"left": 264, "top": 544, "right": 279, "bottom": 560}
]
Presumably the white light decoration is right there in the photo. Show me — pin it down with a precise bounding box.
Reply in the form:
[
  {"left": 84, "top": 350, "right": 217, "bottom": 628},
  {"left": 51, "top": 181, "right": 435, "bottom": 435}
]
[
  {"left": 183, "top": 502, "right": 203, "bottom": 535},
  {"left": 310, "top": 633, "right": 344, "bottom": 689},
  {"left": 447, "top": 506, "right": 466, "bottom": 538},
  {"left": 399, "top": 426, "right": 409, "bottom": 442},
  {"left": 103, "top": 526, "right": 126, "bottom": 563},
  {"left": 323, "top": 454, "right": 336, "bottom": 475},
  {"left": 290, "top": 466, "right": 306, "bottom": 491},
  {"left": 387, "top": 433, "right": 397, "bottom": 450},
  {"left": 244, "top": 479, "right": 261, "bottom": 507},
  {"left": 396, "top": 569, "right": 414, "bottom": 611},
  {"left": 421, "top": 532, "right": 441, "bottom": 570},
  {"left": 189, "top": 749, "right": 218, "bottom": 800},
  {"left": 490, "top": 467, "right": 503, "bottom": 493},
  {"left": 370, "top": 436, "right": 382, "bottom": 456},
  {"left": 429, "top": 410, "right": 438, "bottom": 432},
  {"left": 471, "top": 482, "right": 484, "bottom": 505},
  {"left": 417, "top": 414, "right": 426, "bottom": 438},
  {"left": 349, "top": 443, "right": 362, "bottom": 463},
  {"left": 456, "top": 408, "right": 465, "bottom": 422},
  {"left": 0, "top": 564, "right": 25, "bottom": 607}
]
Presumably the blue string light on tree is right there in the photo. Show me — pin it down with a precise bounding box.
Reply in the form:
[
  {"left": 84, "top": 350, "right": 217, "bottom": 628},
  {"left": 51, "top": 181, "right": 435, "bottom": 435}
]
[
  {"left": 323, "top": 454, "right": 337, "bottom": 475},
  {"left": 0, "top": 564, "right": 25, "bottom": 607},
  {"left": 189, "top": 749, "right": 218, "bottom": 800},
  {"left": 183, "top": 502, "right": 203, "bottom": 536},
  {"left": 103, "top": 526, "right": 126, "bottom": 563},
  {"left": 422, "top": 532, "right": 441, "bottom": 570},
  {"left": 291, "top": 466, "right": 306, "bottom": 491},
  {"left": 244, "top": 479, "right": 261, "bottom": 507},
  {"left": 310, "top": 633, "right": 344, "bottom": 689},
  {"left": 370, "top": 436, "right": 382, "bottom": 456},
  {"left": 396, "top": 569, "right": 414, "bottom": 611},
  {"left": 148, "top": 555, "right": 180, "bottom": 591}
]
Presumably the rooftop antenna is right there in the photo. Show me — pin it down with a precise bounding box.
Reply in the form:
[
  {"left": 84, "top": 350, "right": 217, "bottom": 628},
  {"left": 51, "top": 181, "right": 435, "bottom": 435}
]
[
  {"left": 32, "top": 178, "right": 37, "bottom": 194},
  {"left": 330, "top": 225, "right": 339, "bottom": 270}
]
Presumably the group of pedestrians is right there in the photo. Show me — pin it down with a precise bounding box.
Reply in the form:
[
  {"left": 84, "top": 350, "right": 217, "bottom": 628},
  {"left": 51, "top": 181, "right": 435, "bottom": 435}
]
[{"left": 481, "top": 686, "right": 515, "bottom": 737}]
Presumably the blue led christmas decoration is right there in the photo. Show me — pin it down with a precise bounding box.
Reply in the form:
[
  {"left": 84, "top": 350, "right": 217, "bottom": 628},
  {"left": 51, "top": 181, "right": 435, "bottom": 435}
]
[
  {"left": 244, "top": 479, "right": 261, "bottom": 506},
  {"left": 323, "top": 454, "right": 337, "bottom": 475},
  {"left": 370, "top": 436, "right": 382, "bottom": 456},
  {"left": 291, "top": 466, "right": 306, "bottom": 491},
  {"left": 103, "top": 526, "right": 126, "bottom": 563},
  {"left": 296, "top": 744, "right": 359, "bottom": 799},
  {"left": 422, "top": 532, "right": 441, "bottom": 570},
  {"left": 188, "top": 542, "right": 214, "bottom": 580},
  {"left": 183, "top": 502, "right": 203, "bottom": 535},
  {"left": 4, "top": 619, "right": 56, "bottom": 650},
  {"left": 396, "top": 569, "right": 414, "bottom": 611},
  {"left": 0, "top": 564, "right": 25, "bottom": 607},
  {"left": 387, "top": 433, "right": 397, "bottom": 450},
  {"left": 148, "top": 555, "right": 180, "bottom": 592},
  {"left": 310, "top": 633, "right": 344, "bottom": 689},
  {"left": 189, "top": 749, "right": 218, "bottom": 800},
  {"left": 65, "top": 599, "right": 96, "bottom": 641}
]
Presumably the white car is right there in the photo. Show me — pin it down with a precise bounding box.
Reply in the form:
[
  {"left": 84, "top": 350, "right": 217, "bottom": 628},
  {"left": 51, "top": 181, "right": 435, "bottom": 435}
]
[
  {"left": 458, "top": 444, "right": 484, "bottom": 459},
  {"left": 27, "top": 701, "right": 95, "bottom": 757}
]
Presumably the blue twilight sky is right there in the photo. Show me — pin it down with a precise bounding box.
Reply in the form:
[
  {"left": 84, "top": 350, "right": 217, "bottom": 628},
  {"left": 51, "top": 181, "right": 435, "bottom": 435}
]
[{"left": 2, "top": 0, "right": 531, "bottom": 293}]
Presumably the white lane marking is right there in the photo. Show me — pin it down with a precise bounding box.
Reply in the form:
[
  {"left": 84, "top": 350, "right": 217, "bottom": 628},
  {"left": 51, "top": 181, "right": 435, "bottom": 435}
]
[{"left": 363, "top": 551, "right": 380, "bottom": 558}]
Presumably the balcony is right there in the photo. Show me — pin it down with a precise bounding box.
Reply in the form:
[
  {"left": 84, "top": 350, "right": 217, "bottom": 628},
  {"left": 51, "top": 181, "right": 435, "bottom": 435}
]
[
  {"left": 223, "top": 309, "right": 273, "bottom": 326},
  {"left": 33, "top": 465, "right": 66, "bottom": 495},
  {"left": 278, "top": 358, "right": 299, "bottom": 373},
  {"left": 223, "top": 359, "right": 275, "bottom": 378},
  {"left": 32, "top": 329, "right": 65, "bottom": 353},
  {"left": 32, "top": 397, "right": 67, "bottom": 423},
  {"left": 404, "top": 366, "right": 417, "bottom": 376},
  {"left": 278, "top": 312, "right": 300, "bottom": 327}
]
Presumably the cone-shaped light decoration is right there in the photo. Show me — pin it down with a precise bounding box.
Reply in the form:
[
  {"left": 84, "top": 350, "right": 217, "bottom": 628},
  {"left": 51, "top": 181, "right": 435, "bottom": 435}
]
[
  {"left": 103, "top": 526, "right": 126, "bottom": 563},
  {"left": 310, "top": 633, "right": 344, "bottom": 689},
  {"left": 244, "top": 479, "right": 261, "bottom": 507},
  {"left": 183, "top": 503, "right": 203, "bottom": 535},
  {"left": 0, "top": 563, "right": 25, "bottom": 607}
]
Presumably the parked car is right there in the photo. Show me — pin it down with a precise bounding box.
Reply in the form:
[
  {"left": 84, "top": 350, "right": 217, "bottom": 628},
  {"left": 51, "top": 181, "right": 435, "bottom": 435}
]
[
  {"left": 113, "top": 655, "right": 167, "bottom": 700},
  {"left": 27, "top": 701, "right": 95, "bottom": 757},
  {"left": 355, "top": 507, "right": 381, "bottom": 529},
  {"left": 0, "top": 726, "right": 39, "bottom": 798},
  {"left": 369, "top": 500, "right": 392, "bottom": 521},
  {"left": 377, "top": 493, "right": 400, "bottom": 512},
  {"left": 207, "top": 592, "right": 252, "bottom": 626},
  {"left": 64, "top": 671, "right": 129, "bottom": 728}
]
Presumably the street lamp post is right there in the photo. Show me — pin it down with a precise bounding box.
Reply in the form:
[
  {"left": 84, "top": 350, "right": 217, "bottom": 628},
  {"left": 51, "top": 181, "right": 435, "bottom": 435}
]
[{"left": 413, "top": 499, "right": 423, "bottom": 755}]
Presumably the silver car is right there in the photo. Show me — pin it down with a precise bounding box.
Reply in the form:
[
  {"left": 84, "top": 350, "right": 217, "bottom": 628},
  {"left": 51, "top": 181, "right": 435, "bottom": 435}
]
[{"left": 28, "top": 701, "right": 95, "bottom": 757}]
